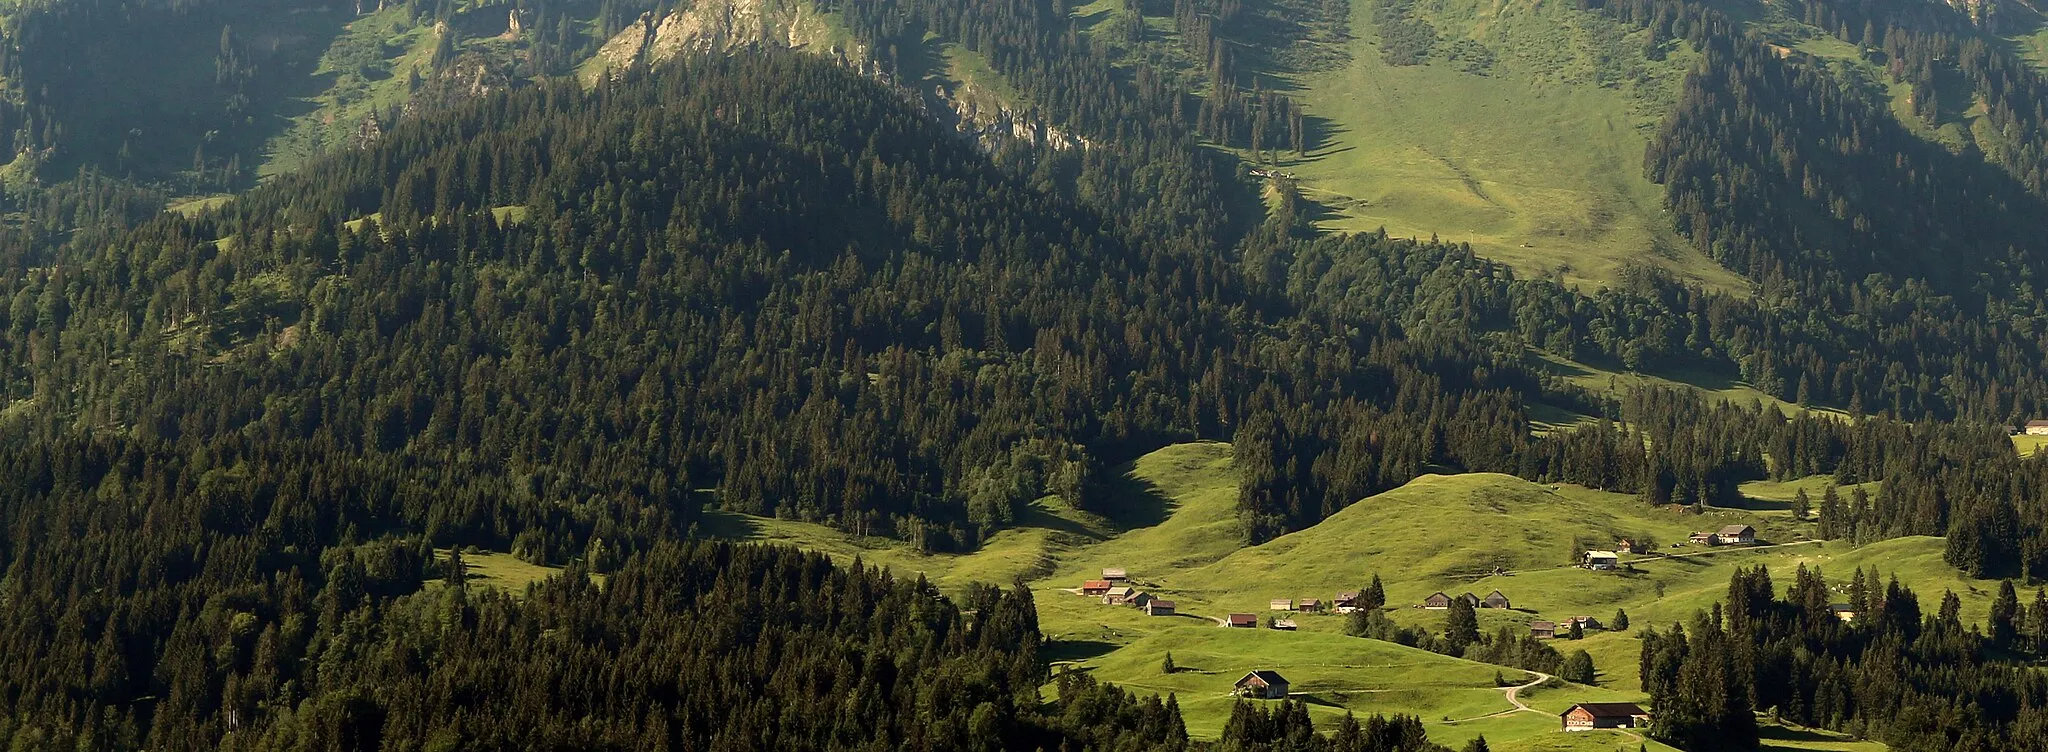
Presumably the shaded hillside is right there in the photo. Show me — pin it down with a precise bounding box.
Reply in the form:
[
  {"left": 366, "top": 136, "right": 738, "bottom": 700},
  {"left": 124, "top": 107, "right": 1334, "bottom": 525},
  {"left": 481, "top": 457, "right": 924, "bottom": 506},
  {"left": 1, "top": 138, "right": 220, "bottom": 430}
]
[{"left": 0, "top": 0, "right": 670, "bottom": 191}]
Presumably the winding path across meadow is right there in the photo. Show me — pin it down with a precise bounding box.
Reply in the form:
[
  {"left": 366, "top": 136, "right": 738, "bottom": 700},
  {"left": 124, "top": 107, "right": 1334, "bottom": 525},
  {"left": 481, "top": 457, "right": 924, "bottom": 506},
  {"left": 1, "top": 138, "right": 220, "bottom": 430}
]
[{"left": 1444, "top": 670, "right": 1553, "bottom": 724}]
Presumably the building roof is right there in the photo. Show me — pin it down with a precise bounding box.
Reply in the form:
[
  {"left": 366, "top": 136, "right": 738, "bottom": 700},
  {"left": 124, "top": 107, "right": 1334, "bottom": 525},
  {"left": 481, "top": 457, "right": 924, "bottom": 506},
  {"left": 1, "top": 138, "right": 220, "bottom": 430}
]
[
  {"left": 1102, "top": 568, "right": 1128, "bottom": 578},
  {"left": 1484, "top": 589, "right": 1509, "bottom": 600},
  {"left": 1718, "top": 524, "right": 1755, "bottom": 536},
  {"left": 1149, "top": 600, "right": 1177, "bottom": 609},
  {"left": 1270, "top": 599, "right": 1294, "bottom": 607},
  {"left": 1530, "top": 620, "right": 1556, "bottom": 630},
  {"left": 1424, "top": 591, "right": 1450, "bottom": 601},
  {"left": 1238, "top": 670, "right": 1289, "bottom": 686},
  {"left": 1300, "top": 598, "right": 1322, "bottom": 606},
  {"left": 1829, "top": 603, "right": 1855, "bottom": 612},
  {"left": 1106, "top": 586, "right": 1133, "bottom": 597},
  {"left": 1227, "top": 613, "right": 1258, "bottom": 626},
  {"left": 1272, "top": 619, "right": 1298, "bottom": 630},
  {"left": 1335, "top": 591, "right": 1361, "bottom": 601},
  {"left": 1584, "top": 550, "right": 1619, "bottom": 559},
  {"left": 1082, "top": 580, "right": 1110, "bottom": 589},
  {"left": 2028, "top": 420, "right": 2048, "bottom": 428},
  {"left": 1562, "top": 702, "right": 1646, "bottom": 719}
]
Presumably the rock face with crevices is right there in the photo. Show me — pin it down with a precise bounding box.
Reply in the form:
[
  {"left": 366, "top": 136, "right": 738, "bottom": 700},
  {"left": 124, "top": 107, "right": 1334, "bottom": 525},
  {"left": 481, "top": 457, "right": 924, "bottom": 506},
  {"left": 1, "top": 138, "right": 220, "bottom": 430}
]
[
  {"left": 580, "top": 0, "right": 1084, "bottom": 154},
  {"left": 581, "top": 0, "right": 851, "bottom": 85}
]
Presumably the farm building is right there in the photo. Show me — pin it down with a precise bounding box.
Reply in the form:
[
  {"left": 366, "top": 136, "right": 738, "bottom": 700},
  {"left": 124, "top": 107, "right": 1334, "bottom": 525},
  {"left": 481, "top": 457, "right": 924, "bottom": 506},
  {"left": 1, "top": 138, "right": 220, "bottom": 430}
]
[
  {"left": 1126, "top": 592, "right": 1153, "bottom": 609},
  {"left": 1560, "top": 702, "right": 1647, "bottom": 731},
  {"left": 1457, "top": 593, "right": 1481, "bottom": 608},
  {"left": 1102, "top": 568, "right": 1129, "bottom": 581},
  {"left": 1234, "top": 670, "right": 1290, "bottom": 699},
  {"left": 1422, "top": 592, "right": 1452, "bottom": 609},
  {"left": 1481, "top": 590, "right": 1511, "bottom": 609},
  {"left": 1617, "top": 538, "right": 1643, "bottom": 554},
  {"left": 1583, "top": 551, "right": 1619, "bottom": 570},
  {"left": 1271, "top": 619, "right": 1298, "bottom": 631},
  {"left": 1146, "top": 600, "right": 1177, "bottom": 616},
  {"left": 1529, "top": 620, "right": 1556, "bottom": 639},
  {"left": 1689, "top": 531, "right": 1717, "bottom": 545},
  {"left": 1715, "top": 525, "right": 1756, "bottom": 546},
  {"left": 1830, "top": 603, "right": 1857, "bottom": 623},
  {"left": 1270, "top": 598, "right": 1294, "bottom": 611},
  {"left": 1299, "top": 598, "right": 1324, "bottom": 613},
  {"left": 1333, "top": 591, "right": 1361, "bottom": 612},
  {"left": 1564, "top": 615, "right": 1603, "bottom": 632},
  {"left": 1081, "top": 580, "right": 1111, "bottom": 595},
  {"left": 1227, "top": 613, "right": 1258, "bottom": 628},
  {"left": 2027, "top": 420, "right": 2048, "bottom": 436},
  {"left": 1103, "top": 586, "right": 1135, "bottom": 604}
]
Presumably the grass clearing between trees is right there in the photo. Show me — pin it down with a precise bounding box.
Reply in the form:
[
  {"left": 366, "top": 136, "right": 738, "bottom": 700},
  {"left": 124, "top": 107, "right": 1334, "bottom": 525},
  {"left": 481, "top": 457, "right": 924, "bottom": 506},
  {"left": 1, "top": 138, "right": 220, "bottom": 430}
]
[{"left": 1273, "top": 0, "right": 1746, "bottom": 293}]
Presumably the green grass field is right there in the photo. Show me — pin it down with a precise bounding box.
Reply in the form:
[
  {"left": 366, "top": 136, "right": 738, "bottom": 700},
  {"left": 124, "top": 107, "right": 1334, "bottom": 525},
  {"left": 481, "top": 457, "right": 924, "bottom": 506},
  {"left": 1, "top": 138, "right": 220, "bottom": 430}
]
[
  {"left": 430, "top": 548, "right": 605, "bottom": 596},
  {"left": 704, "top": 439, "right": 1954, "bottom": 749},
  {"left": 257, "top": 5, "right": 445, "bottom": 179},
  {"left": 1272, "top": 0, "right": 1747, "bottom": 293},
  {"left": 2014, "top": 433, "right": 2048, "bottom": 457}
]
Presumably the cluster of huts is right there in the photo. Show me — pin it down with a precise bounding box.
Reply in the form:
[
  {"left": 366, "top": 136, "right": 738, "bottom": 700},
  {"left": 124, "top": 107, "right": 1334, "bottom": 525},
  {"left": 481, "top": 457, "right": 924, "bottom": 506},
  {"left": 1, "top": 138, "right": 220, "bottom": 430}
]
[
  {"left": 1419, "top": 590, "right": 1511, "bottom": 610},
  {"left": 1080, "top": 568, "right": 1178, "bottom": 616},
  {"left": 1687, "top": 524, "right": 1757, "bottom": 547},
  {"left": 1528, "top": 615, "right": 1603, "bottom": 638},
  {"left": 1224, "top": 590, "right": 1386, "bottom": 631}
]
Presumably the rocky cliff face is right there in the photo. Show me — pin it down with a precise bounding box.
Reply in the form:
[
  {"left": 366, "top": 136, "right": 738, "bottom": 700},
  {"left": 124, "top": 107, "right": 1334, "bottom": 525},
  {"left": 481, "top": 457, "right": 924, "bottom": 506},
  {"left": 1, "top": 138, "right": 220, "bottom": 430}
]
[
  {"left": 1944, "top": 0, "right": 2019, "bottom": 32},
  {"left": 582, "top": 0, "right": 1084, "bottom": 154},
  {"left": 582, "top": 0, "right": 851, "bottom": 85},
  {"left": 931, "top": 80, "right": 1086, "bottom": 153}
]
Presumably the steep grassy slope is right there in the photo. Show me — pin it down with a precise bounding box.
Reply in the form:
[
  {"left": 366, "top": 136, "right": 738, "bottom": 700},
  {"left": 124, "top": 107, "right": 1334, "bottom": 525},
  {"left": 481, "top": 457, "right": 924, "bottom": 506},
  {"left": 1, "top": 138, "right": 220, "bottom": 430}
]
[
  {"left": 255, "top": 4, "right": 448, "bottom": 178},
  {"left": 1276, "top": 0, "right": 1747, "bottom": 292}
]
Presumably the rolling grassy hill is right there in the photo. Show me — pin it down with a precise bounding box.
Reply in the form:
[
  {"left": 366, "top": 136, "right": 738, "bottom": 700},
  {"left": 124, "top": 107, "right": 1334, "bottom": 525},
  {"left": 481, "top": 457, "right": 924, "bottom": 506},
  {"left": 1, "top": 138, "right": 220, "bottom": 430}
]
[
  {"left": 704, "top": 438, "right": 1966, "bottom": 749},
  {"left": 1076, "top": 628, "right": 1529, "bottom": 738}
]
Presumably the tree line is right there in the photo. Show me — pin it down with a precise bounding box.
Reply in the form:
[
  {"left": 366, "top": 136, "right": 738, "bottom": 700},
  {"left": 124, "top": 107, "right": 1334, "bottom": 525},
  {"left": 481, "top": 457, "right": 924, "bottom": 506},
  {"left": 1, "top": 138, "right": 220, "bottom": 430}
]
[{"left": 1645, "top": 565, "right": 2048, "bottom": 751}]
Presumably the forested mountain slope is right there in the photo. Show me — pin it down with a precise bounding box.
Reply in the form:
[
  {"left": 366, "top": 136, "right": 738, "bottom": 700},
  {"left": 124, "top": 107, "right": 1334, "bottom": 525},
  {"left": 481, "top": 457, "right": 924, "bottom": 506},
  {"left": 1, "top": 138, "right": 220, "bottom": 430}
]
[
  {"left": 15, "top": 0, "right": 2048, "bottom": 749},
  {"left": 0, "top": 0, "right": 679, "bottom": 190}
]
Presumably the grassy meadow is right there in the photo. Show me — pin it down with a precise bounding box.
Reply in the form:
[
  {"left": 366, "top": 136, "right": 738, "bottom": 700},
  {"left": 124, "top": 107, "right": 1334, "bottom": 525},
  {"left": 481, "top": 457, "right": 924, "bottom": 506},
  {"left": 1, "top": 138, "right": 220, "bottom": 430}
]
[
  {"left": 428, "top": 548, "right": 606, "bottom": 596},
  {"left": 1270, "top": 0, "right": 1746, "bottom": 292},
  {"left": 684, "top": 437, "right": 1979, "bottom": 750}
]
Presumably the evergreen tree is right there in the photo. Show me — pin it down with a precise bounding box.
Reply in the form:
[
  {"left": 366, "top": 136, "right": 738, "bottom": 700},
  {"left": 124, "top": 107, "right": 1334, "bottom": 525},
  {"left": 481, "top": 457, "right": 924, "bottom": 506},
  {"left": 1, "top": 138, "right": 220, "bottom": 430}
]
[
  {"left": 1561, "top": 650, "right": 1596, "bottom": 684},
  {"left": 1446, "top": 597, "right": 1481, "bottom": 655},
  {"left": 1989, "top": 581, "right": 2020, "bottom": 648}
]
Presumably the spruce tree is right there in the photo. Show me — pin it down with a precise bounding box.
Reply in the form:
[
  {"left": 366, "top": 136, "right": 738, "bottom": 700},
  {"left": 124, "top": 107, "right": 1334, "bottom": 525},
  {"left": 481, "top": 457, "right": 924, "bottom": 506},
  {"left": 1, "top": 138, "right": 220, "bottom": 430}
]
[
  {"left": 1989, "top": 581, "right": 2020, "bottom": 648},
  {"left": 1562, "top": 650, "right": 1596, "bottom": 684},
  {"left": 1445, "top": 597, "right": 1480, "bottom": 655}
]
